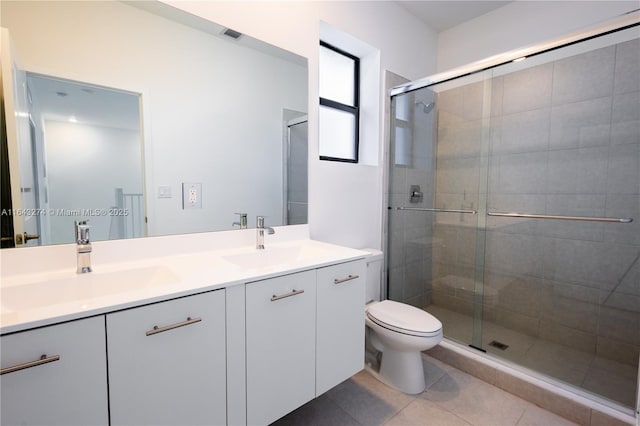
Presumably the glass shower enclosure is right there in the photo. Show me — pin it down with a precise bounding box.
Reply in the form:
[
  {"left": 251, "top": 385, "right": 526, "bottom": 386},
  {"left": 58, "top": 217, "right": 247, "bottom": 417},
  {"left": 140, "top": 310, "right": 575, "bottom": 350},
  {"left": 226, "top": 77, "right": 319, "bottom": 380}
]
[{"left": 387, "top": 19, "right": 639, "bottom": 409}]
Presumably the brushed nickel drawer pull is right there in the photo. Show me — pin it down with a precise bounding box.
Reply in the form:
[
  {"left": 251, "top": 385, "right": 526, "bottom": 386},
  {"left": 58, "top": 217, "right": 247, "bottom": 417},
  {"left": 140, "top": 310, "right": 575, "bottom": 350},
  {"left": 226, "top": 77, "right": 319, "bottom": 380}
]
[
  {"left": 146, "top": 316, "right": 202, "bottom": 336},
  {"left": 271, "top": 289, "right": 305, "bottom": 302},
  {"left": 1, "top": 354, "right": 61, "bottom": 375},
  {"left": 334, "top": 274, "right": 359, "bottom": 285}
]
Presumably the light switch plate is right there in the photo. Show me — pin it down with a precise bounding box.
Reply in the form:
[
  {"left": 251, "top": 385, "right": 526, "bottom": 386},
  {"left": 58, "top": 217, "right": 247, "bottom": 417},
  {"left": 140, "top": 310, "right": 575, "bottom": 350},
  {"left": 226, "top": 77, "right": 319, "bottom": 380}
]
[
  {"left": 158, "top": 185, "right": 172, "bottom": 198},
  {"left": 182, "top": 183, "right": 202, "bottom": 209}
]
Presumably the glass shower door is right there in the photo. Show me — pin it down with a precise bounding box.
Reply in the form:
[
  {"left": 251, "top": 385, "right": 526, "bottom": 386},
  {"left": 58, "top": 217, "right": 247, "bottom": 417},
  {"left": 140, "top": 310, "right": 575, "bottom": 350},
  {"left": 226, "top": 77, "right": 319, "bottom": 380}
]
[
  {"left": 388, "top": 70, "right": 494, "bottom": 350},
  {"left": 481, "top": 30, "right": 640, "bottom": 407}
]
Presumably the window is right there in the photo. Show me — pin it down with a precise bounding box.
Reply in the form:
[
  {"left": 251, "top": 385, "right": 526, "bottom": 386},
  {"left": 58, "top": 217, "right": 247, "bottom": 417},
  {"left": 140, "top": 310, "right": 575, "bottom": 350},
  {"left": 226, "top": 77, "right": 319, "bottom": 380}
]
[
  {"left": 319, "top": 41, "right": 359, "bottom": 162},
  {"left": 392, "top": 93, "right": 412, "bottom": 167}
]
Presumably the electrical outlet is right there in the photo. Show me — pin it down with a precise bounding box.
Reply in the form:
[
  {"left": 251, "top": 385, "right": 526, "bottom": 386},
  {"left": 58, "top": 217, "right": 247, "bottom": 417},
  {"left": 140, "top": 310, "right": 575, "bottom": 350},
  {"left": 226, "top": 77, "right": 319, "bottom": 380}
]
[{"left": 182, "top": 183, "right": 202, "bottom": 209}]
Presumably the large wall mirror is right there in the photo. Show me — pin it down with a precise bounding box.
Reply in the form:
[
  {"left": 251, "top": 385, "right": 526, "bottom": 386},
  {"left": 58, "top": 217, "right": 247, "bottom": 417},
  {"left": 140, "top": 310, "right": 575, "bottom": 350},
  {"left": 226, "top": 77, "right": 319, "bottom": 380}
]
[{"left": 0, "top": 0, "right": 308, "bottom": 248}]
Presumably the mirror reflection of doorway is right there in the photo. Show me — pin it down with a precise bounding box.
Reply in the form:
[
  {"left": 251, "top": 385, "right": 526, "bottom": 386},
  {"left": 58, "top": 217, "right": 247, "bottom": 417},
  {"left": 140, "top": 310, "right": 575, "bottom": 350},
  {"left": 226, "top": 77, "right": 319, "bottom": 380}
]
[
  {"left": 25, "top": 74, "right": 145, "bottom": 244},
  {"left": 1, "top": 88, "right": 16, "bottom": 248},
  {"left": 286, "top": 116, "right": 308, "bottom": 225}
]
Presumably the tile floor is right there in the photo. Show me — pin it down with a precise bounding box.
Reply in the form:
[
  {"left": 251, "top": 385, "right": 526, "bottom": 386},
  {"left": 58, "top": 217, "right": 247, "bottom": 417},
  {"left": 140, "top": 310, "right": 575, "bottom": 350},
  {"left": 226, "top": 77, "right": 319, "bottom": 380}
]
[
  {"left": 272, "top": 354, "right": 578, "bottom": 426},
  {"left": 426, "top": 305, "right": 638, "bottom": 408}
]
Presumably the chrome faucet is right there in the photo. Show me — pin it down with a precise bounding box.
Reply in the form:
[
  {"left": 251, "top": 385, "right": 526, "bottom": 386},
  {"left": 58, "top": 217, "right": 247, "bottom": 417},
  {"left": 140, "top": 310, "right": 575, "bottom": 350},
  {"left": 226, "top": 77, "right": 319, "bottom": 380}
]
[
  {"left": 232, "top": 212, "right": 248, "bottom": 229},
  {"left": 256, "top": 216, "right": 275, "bottom": 250},
  {"left": 75, "top": 220, "right": 92, "bottom": 274}
]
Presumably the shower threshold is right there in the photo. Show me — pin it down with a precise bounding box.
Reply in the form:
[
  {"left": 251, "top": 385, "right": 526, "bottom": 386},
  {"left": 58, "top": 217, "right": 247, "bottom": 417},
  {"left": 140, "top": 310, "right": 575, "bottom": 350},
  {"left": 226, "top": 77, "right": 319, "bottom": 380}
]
[
  {"left": 425, "top": 305, "right": 638, "bottom": 410},
  {"left": 429, "top": 338, "right": 636, "bottom": 425}
]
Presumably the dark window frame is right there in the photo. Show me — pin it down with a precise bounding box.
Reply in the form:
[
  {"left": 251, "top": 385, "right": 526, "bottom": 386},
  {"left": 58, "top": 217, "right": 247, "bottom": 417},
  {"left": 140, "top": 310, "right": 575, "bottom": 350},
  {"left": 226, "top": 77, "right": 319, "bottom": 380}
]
[{"left": 319, "top": 41, "right": 360, "bottom": 163}]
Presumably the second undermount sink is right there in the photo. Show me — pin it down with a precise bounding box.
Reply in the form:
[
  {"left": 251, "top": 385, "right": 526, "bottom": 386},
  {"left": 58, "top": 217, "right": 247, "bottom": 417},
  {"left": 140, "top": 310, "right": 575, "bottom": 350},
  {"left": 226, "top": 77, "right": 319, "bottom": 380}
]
[
  {"left": 1, "top": 265, "right": 180, "bottom": 312},
  {"left": 223, "top": 246, "right": 304, "bottom": 269},
  {"left": 222, "top": 243, "right": 338, "bottom": 269}
]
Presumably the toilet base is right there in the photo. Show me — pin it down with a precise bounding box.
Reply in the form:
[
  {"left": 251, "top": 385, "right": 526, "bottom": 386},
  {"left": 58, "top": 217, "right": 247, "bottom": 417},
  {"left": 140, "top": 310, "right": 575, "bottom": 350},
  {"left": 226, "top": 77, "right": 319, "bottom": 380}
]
[{"left": 365, "top": 349, "right": 426, "bottom": 395}]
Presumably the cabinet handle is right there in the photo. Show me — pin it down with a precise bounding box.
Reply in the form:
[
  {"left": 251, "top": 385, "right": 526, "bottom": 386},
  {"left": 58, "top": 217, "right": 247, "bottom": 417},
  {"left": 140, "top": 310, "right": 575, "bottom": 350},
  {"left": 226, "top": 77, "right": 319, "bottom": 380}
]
[
  {"left": 334, "top": 274, "right": 359, "bottom": 285},
  {"left": 146, "top": 316, "right": 202, "bottom": 336},
  {"left": 271, "top": 289, "right": 305, "bottom": 302},
  {"left": 1, "top": 354, "right": 60, "bottom": 375}
]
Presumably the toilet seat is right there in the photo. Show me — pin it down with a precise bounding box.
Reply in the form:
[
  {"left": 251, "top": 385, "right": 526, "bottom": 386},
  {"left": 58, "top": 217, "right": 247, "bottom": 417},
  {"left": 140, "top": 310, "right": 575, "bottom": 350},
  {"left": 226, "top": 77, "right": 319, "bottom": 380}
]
[{"left": 366, "top": 300, "right": 442, "bottom": 338}]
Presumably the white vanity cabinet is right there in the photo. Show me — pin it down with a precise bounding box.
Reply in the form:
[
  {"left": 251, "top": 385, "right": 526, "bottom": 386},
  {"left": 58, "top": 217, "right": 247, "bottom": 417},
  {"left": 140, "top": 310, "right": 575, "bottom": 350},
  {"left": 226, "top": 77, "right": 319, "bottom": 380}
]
[
  {"left": 0, "top": 316, "right": 109, "bottom": 425},
  {"left": 106, "top": 289, "right": 226, "bottom": 426},
  {"left": 1, "top": 238, "right": 367, "bottom": 426},
  {"left": 244, "top": 259, "right": 366, "bottom": 425},
  {"left": 245, "top": 270, "right": 317, "bottom": 426},
  {"left": 316, "top": 260, "right": 366, "bottom": 395}
]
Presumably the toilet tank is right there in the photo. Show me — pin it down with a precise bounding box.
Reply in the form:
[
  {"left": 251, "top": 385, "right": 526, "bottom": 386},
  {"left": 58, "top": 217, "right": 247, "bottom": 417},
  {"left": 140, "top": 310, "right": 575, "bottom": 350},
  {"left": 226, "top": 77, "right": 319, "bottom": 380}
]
[{"left": 361, "top": 248, "right": 384, "bottom": 303}]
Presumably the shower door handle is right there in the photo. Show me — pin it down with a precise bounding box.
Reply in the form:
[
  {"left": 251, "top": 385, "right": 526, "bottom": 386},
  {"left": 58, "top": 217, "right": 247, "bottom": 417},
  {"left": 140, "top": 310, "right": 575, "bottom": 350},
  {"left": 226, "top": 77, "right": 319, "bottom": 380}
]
[
  {"left": 391, "top": 207, "right": 477, "bottom": 214},
  {"left": 487, "top": 212, "right": 633, "bottom": 223}
]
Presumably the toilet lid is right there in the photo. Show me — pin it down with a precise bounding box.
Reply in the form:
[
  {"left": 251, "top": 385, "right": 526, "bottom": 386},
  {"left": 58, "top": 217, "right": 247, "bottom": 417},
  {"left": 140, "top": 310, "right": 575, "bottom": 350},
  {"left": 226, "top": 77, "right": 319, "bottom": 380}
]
[{"left": 367, "top": 300, "right": 442, "bottom": 337}]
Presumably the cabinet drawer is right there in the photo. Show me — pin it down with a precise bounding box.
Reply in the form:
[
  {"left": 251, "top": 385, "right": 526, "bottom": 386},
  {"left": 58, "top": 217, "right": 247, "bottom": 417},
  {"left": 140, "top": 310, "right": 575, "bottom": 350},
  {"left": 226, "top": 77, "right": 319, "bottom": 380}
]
[
  {"left": 316, "top": 260, "right": 366, "bottom": 395},
  {"left": 0, "top": 316, "right": 109, "bottom": 425},
  {"left": 246, "top": 270, "right": 316, "bottom": 425},
  {"left": 107, "top": 290, "right": 226, "bottom": 426}
]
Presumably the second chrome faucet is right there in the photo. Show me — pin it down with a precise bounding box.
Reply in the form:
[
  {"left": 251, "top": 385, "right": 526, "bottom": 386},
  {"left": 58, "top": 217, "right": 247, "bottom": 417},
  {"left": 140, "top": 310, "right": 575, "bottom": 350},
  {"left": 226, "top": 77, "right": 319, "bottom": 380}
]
[
  {"left": 256, "top": 216, "right": 275, "bottom": 250},
  {"left": 75, "top": 220, "right": 92, "bottom": 274}
]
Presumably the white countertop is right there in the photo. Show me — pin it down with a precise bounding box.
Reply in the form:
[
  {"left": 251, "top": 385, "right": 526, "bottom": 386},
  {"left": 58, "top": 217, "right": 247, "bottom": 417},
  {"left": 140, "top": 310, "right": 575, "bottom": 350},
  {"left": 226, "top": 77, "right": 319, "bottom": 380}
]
[{"left": 1, "top": 229, "right": 369, "bottom": 334}]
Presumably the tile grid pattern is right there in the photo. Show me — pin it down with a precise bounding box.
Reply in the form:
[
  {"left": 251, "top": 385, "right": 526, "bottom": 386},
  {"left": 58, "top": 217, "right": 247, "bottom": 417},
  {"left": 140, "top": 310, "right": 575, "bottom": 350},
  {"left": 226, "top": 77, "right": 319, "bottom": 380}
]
[
  {"left": 427, "top": 305, "right": 639, "bottom": 408},
  {"left": 430, "top": 37, "right": 640, "bottom": 366},
  {"left": 273, "top": 354, "right": 580, "bottom": 426}
]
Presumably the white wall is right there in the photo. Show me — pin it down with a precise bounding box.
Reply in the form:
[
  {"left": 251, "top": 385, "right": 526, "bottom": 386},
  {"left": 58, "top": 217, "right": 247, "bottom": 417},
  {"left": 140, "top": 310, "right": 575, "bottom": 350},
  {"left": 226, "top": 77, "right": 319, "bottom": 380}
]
[
  {"left": 45, "top": 121, "right": 142, "bottom": 244},
  {"left": 437, "top": 1, "right": 639, "bottom": 71},
  {"left": 164, "top": 1, "right": 439, "bottom": 249}
]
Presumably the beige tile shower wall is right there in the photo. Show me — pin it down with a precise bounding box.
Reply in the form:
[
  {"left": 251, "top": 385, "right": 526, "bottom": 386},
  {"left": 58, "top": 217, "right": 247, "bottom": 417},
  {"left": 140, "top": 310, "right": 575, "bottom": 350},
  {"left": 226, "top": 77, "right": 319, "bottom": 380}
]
[{"left": 432, "top": 38, "right": 640, "bottom": 366}]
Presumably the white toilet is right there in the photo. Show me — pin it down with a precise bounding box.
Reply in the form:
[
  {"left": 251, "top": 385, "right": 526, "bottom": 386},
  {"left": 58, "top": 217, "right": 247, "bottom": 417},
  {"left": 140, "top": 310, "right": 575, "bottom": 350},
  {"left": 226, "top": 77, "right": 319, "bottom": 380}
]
[{"left": 363, "top": 249, "right": 443, "bottom": 394}]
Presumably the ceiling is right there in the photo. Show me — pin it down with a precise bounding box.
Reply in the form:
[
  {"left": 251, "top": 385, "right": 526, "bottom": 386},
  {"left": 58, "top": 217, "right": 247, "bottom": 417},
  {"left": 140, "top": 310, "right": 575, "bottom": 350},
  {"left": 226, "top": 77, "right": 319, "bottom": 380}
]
[
  {"left": 28, "top": 74, "right": 141, "bottom": 131},
  {"left": 396, "top": 1, "right": 513, "bottom": 32}
]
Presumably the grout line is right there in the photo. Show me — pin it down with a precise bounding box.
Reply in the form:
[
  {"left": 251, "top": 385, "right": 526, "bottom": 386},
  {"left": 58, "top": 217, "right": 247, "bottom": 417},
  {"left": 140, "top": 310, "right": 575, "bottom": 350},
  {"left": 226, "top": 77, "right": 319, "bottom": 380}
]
[{"left": 514, "top": 403, "right": 530, "bottom": 426}]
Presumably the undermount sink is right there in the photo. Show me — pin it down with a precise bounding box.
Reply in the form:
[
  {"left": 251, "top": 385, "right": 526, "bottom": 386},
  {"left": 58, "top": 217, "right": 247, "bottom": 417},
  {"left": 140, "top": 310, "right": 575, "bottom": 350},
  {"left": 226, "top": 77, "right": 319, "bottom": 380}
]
[
  {"left": 1, "top": 265, "right": 180, "bottom": 312},
  {"left": 223, "top": 246, "right": 303, "bottom": 269},
  {"left": 222, "top": 241, "right": 347, "bottom": 269}
]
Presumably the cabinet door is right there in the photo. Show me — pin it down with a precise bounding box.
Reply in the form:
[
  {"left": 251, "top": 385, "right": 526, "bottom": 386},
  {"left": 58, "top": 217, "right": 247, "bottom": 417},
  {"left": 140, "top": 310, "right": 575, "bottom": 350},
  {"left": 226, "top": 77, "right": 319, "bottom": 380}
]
[
  {"left": 107, "top": 290, "right": 226, "bottom": 426},
  {"left": 0, "top": 316, "right": 108, "bottom": 425},
  {"left": 316, "top": 260, "right": 366, "bottom": 395},
  {"left": 246, "top": 270, "right": 316, "bottom": 426}
]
